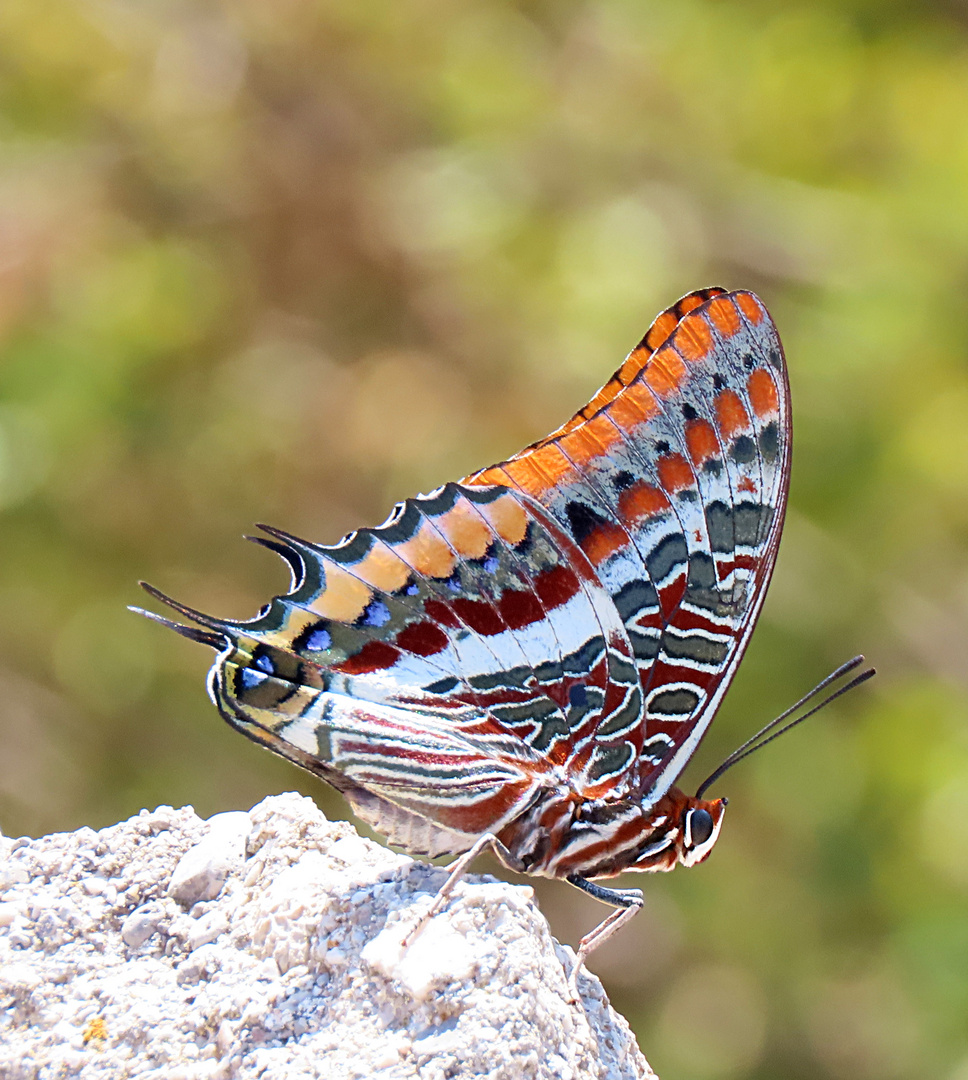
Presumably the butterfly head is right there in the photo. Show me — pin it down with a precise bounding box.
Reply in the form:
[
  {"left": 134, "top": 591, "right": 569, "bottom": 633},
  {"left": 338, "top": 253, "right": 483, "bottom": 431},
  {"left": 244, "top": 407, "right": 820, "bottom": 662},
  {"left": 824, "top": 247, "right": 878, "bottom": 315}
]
[
  {"left": 670, "top": 659, "right": 877, "bottom": 871},
  {"left": 630, "top": 788, "right": 728, "bottom": 873},
  {"left": 675, "top": 794, "right": 728, "bottom": 867}
]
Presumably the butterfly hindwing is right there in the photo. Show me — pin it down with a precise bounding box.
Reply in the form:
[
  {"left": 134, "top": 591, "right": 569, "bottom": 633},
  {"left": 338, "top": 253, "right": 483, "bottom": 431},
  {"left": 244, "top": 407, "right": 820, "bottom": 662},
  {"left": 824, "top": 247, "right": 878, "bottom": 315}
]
[{"left": 195, "top": 479, "right": 643, "bottom": 846}]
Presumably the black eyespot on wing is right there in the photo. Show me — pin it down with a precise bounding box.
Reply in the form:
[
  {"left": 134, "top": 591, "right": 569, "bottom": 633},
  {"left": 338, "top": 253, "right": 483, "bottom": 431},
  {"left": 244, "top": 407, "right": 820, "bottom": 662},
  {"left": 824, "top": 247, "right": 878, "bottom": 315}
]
[
  {"left": 569, "top": 682, "right": 588, "bottom": 708},
  {"left": 565, "top": 500, "right": 610, "bottom": 546},
  {"left": 730, "top": 434, "right": 757, "bottom": 464},
  {"left": 424, "top": 676, "right": 459, "bottom": 695}
]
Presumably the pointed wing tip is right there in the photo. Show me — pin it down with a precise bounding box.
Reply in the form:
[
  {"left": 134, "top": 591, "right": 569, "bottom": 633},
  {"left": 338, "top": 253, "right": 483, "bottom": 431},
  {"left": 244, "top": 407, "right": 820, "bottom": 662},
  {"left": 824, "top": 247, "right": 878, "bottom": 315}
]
[
  {"left": 138, "top": 580, "right": 181, "bottom": 607},
  {"left": 130, "top": 602, "right": 227, "bottom": 649},
  {"left": 244, "top": 527, "right": 307, "bottom": 590},
  {"left": 134, "top": 581, "right": 230, "bottom": 647}
]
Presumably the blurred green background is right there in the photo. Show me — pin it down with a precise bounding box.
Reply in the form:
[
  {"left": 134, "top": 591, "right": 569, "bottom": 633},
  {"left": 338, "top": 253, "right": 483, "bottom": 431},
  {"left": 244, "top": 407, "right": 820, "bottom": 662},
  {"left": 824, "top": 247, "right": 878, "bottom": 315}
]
[{"left": 2, "top": 0, "right": 967, "bottom": 1076}]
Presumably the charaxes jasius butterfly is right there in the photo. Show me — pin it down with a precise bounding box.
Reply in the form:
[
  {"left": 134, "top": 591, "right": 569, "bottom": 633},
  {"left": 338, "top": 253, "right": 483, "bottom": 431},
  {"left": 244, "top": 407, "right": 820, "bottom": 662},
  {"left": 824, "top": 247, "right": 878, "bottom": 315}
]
[{"left": 136, "top": 287, "right": 872, "bottom": 995}]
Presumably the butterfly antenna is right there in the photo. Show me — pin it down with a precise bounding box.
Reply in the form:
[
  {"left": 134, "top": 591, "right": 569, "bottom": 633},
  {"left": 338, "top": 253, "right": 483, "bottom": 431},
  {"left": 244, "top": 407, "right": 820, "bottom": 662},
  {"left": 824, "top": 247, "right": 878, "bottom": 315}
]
[
  {"left": 695, "top": 656, "right": 875, "bottom": 799},
  {"left": 129, "top": 582, "right": 229, "bottom": 650}
]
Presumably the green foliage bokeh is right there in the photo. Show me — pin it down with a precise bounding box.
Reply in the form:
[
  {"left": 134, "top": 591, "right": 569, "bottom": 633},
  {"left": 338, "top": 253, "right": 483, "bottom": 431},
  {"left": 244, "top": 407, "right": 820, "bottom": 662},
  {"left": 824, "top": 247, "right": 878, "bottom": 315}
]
[{"left": 2, "top": 1, "right": 967, "bottom": 1076}]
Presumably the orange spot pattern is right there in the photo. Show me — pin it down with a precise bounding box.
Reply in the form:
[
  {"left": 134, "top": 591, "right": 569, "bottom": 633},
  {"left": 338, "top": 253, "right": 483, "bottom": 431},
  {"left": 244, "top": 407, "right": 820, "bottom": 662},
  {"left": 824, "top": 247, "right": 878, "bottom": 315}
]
[
  {"left": 706, "top": 296, "right": 741, "bottom": 337},
  {"left": 581, "top": 522, "right": 627, "bottom": 567},
  {"left": 747, "top": 367, "right": 779, "bottom": 418},
  {"left": 642, "top": 287, "right": 726, "bottom": 352},
  {"left": 714, "top": 389, "right": 750, "bottom": 439},
  {"left": 311, "top": 563, "right": 373, "bottom": 621},
  {"left": 399, "top": 522, "right": 458, "bottom": 579},
  {"left": 463, "top": 289, "right": 741, "bottom": 495},
  {"left": 498, "top": 442, "right": 578, "bottom": 500},
  {"left": 439, "top": 502, "right": 492, "bottom": 559},
  {"left": 558, "top": 426, "right": 601, "bottom": 469},
  {"left": 576, "top": 382, "right": 622, "bottom": 424},
  {"left": 657, "top": 453, "right": 695, "bottom": 493},
  {"left": 485, "top": 295, "right": 713, "bottom": 462},
  {"left": 465, "top": 291, "right": 776, "bottom": 549},
  {"left": 497, "top": 459, "right": 545, "bottom": 500},
  {"left": 481, "top": 492, "right": 529, "bottom": 546},
  {"left": 685, "top": 418, "right": 719, "bottom": 465},
  {"left": 644, "top": 311, "right": 679, "bottom": 351},
  {"left": 674, "top": 313, "right": 713, "bottom": 362},
  {"left": 560, "top": 417, "right": 621, "bottom": 469},
  {"left": 644, "top": 347, "right": 688, "bottom": 397},
  {"left": 552, "top": 374, "right": 630, "bottom": 438},
  {"left": 355, "top": 543, "right": 411, "bottom": 593},
  {"left": 529, "top": 443, "right": 578, "bottom": 486},
  {"left": 618, "top": 481, "right": 670, "bottom": 524},
  {"left": 677, "top": 293, "right": 708, "bottom": 316},
  {"left": 585, "top": 413, "right": 625, "bottom": 454},
  {"left": 736, "top": 292, "right": 764, "bottom": 324},
  {"left": 465, "top": 463, "right": 506, "bottom": 488},
  {"left": 607, "top": 382, "right": 659, "bottom": 433},
  {"left": 618, "top": 349, "right": 649, "bottom": 384}
]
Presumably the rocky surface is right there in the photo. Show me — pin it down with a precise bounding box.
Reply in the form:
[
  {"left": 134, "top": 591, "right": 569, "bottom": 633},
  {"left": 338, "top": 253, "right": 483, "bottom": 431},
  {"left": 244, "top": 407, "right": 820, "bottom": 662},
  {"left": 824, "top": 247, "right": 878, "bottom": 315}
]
[{"left": 0, "top": 792, "right": 655, "bottom": 1079}]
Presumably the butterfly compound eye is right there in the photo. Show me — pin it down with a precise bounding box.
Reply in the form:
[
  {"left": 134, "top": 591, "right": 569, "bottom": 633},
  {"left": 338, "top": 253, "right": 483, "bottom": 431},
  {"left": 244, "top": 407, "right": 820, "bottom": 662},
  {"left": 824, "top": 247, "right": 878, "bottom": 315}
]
[{"left": 686, "top": 807, "right": 714, "bottom": 848}]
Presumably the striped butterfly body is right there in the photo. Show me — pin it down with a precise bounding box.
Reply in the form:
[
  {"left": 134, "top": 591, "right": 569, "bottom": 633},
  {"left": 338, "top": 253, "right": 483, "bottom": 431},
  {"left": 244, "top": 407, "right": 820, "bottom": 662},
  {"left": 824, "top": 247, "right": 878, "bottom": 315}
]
[{"left": 140, "top": 287, "right": 791, "bottom": 988}]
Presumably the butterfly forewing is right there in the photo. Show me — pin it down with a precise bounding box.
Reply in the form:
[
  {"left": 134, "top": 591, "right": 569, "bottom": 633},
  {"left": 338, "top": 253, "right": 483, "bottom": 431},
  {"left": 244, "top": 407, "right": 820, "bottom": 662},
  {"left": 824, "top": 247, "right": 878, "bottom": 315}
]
[{"left": 464, "top": 289, "right": 790, "bottom": 806}]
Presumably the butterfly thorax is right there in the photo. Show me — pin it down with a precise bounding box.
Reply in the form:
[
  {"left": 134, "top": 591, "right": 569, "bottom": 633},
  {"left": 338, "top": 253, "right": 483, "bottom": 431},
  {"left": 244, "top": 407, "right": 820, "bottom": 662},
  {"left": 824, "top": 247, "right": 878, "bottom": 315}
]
[{"left": 495, "top": 785, "right": 727, "bottom": 881}]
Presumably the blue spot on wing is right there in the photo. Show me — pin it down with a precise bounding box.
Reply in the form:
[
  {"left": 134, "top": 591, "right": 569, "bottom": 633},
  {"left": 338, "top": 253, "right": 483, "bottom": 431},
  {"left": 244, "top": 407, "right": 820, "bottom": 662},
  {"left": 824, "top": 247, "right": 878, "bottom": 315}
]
[
  {"left": 305, "top": 627, "right": 332, "bottom": 651},
  {"left": 362, "top": 600, "right": 392, "bottom": 627},
  {"left": 240, "top": 667, "right": 270, "bottom": 690}
]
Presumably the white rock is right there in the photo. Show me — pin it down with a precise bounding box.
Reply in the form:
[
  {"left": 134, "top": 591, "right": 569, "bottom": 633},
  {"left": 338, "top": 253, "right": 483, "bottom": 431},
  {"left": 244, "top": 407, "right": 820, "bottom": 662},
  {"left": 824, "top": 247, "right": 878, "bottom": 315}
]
[
  {"left": 327, "top": 835, "right": 372, "bottom": 864},
  {"left": 0, "top": 862, "right": 29, "bottom": 889},
  {"left": 0, "top": 961, "right": 42, "bottom": 993},
  {"left": 188, "top": 909, "right": 228, "bottom": 951},
  {"left": 361, "top": 901, "right": 479, "bottom": 1001},
  {"left": 121, "top": 905, "right": 167, "bottom": 948},
  {"left": 167, "top": 812, "right": 250, "bottom": 905},
  {"left": 206, "top": 810, "right": 252, "bottom": 840},
  {"left": 0, "top": 793, "right": 655, "bottom": 1079},
  {"left": 215, "top": 1020, "right": 235, "bottom": 1057},
  {"left": 81, "top": 875, "right": 110, "bottom": 896},
  {"left": 175, "top": 943, "right": 221, "bottom": 985}
]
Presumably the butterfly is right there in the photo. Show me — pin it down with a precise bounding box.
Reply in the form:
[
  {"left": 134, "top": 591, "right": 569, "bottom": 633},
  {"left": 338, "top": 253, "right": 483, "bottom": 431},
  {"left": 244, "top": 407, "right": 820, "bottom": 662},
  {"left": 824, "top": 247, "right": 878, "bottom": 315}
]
[{"left": 136, "top": 287, "right": 870, "bottom": 996}]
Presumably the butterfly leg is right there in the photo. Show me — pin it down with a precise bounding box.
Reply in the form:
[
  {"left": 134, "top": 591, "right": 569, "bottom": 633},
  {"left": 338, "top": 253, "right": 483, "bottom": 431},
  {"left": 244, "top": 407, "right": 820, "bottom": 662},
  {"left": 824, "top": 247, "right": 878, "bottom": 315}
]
[
  {"left": 565, "top": 875, "right": 644, "bottom": 1002},
  {"left": 401, "top": 832, "right": 522, "bottom": 947}
]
